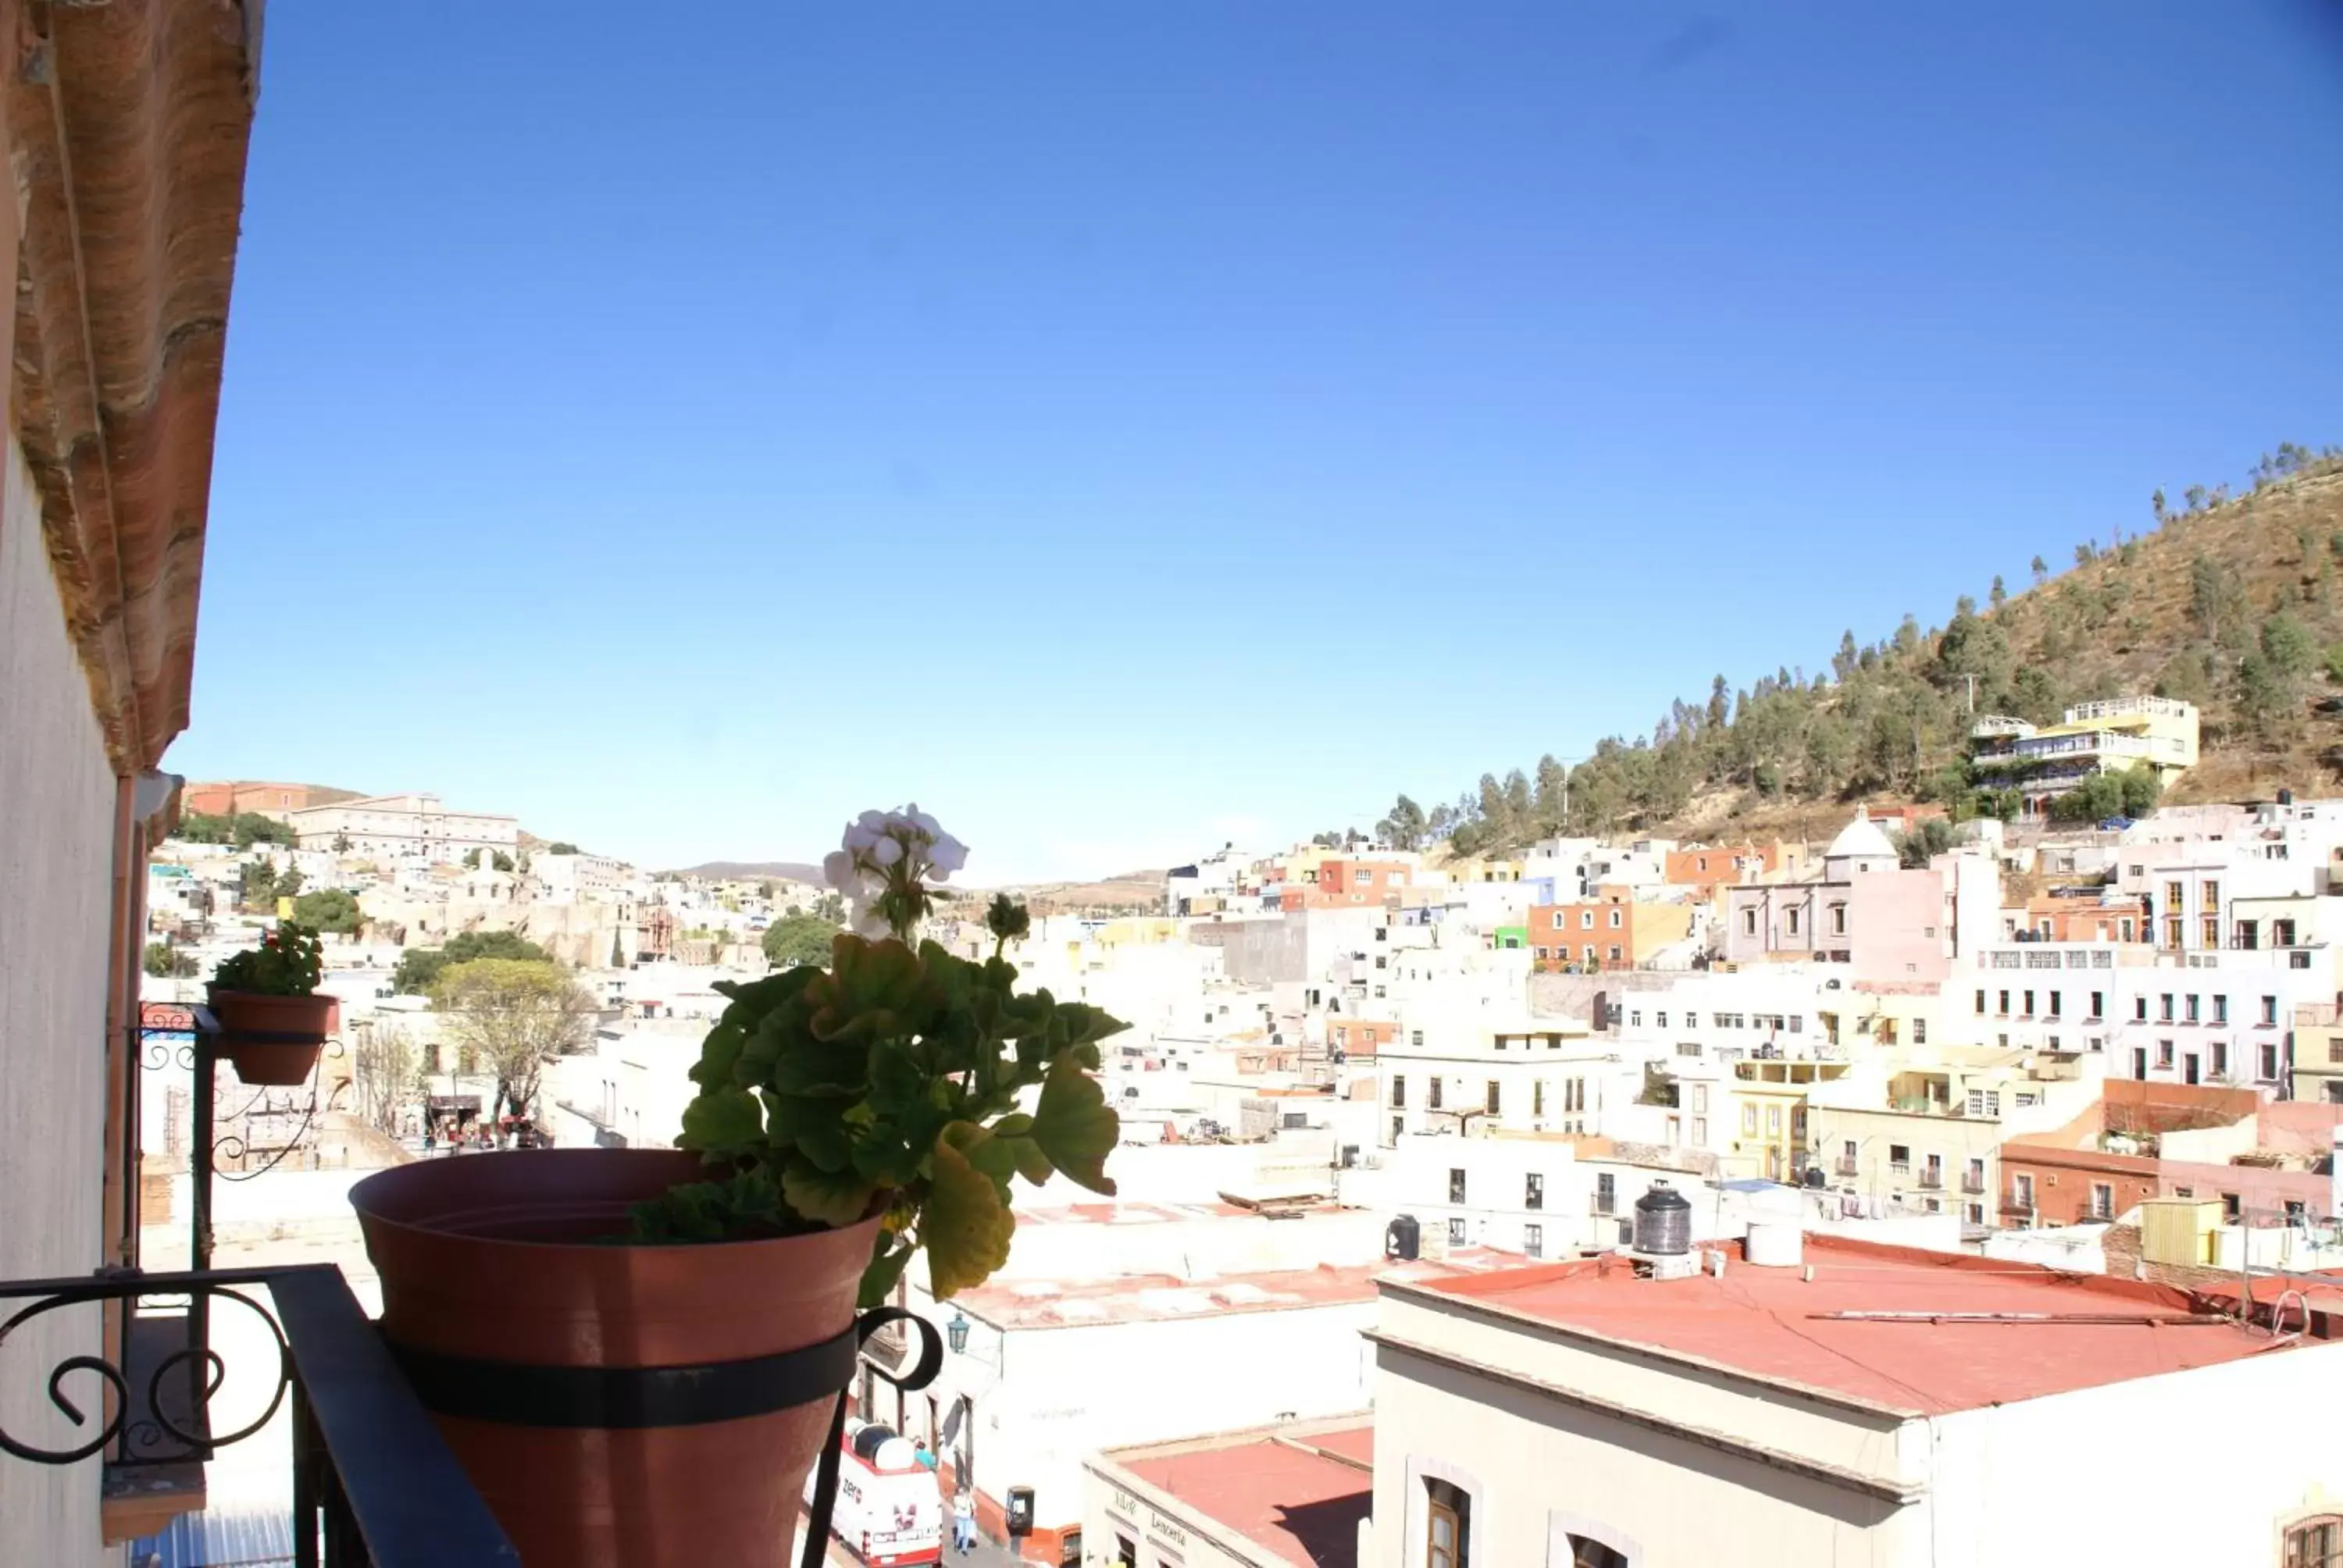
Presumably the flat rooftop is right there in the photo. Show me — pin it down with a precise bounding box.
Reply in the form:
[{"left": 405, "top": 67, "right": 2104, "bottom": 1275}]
[
  {"left": 1114, "top": 1424, "right": 1371, "bottom": 1568},
  {"left": 961, "top": 1251, "right": 1510, "bottom": 1331},
  {"left": 1401, "top": 1236, "right": 2327, "bottom": 1415}
]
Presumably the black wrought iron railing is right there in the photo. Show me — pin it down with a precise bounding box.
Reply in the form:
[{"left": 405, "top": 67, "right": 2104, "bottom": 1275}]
[{"left": 0, "top": 1264, "right": 515, "bottom": 1566}]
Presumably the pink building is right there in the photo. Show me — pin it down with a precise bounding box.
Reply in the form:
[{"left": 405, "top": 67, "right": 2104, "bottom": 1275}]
[{"left": 1722, "top": 811, "right": 1999, "bottom": 984}]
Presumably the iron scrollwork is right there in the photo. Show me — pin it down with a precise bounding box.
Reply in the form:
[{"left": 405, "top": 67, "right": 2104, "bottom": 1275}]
[{"left": 0, "top": 1270, "right": 293, "bottom": 1468}]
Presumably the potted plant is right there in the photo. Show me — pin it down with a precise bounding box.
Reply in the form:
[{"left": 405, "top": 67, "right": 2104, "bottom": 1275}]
[
  {"left": 350, "top": 807, "right": 1125, "bottom": 1568},
  {"left": 207, "top": 921, "right": 336, "bottom": 1085}
]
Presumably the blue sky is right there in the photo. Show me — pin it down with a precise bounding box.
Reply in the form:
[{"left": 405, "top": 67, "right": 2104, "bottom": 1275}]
[{"left": 173, "top": 4, "right": 2343, "bottom": 881}]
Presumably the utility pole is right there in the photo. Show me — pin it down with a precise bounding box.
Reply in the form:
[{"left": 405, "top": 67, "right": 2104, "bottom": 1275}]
[{"left": 1959, "top": 673, "right": 1979, "bottom": 714}]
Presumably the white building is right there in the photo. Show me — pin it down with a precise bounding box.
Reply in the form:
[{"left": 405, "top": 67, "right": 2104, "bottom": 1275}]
[
  {"left": 286, "top": 792, "right": 519, "bottom": 864},
  {"left": 1367, "top": 1235, "right": 2343, "bottom": 1566}
]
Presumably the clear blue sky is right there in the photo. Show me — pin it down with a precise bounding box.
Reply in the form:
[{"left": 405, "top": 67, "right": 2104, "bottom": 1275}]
[{"left": 172, "top": 3, "right": 2343, "bottom": 881}]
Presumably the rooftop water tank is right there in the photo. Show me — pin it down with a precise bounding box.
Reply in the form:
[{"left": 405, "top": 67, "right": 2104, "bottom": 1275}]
[
  {"left": 1745, "top": 1221, "right": 1804, "bottom": 1268},
  {"left": 1385, "top": 1213, "right": 1421, "bottom": 1261},
  {"left": 1633, "top": 1181, "right": 1692, "bottom": 1256}
]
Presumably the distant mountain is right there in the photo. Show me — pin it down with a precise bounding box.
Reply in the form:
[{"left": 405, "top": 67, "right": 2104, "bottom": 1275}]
[{"left": 672, "top": 860, "right": 826, "bottom": 882}]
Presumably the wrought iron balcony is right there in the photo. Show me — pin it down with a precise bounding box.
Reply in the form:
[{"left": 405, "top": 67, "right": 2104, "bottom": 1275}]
[
  {"left": 1960, "top": 1173, "right": 1988, "bottom": 1195},
  {"left": 1917, "top": 1170, "right": 1945, "bottom": 1189},
  {"left": 0, "top": 1263, "right": 515, "bottom": 1566}
]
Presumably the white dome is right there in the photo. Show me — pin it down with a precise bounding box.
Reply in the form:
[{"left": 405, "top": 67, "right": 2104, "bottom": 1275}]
[{"left": 1826, "top": 811, "right": 1898, "bottom": 862}]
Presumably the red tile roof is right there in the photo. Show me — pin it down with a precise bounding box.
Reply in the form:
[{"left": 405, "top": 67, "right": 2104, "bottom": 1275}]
[
  {"left": 959, "top": 1253, "right": 1513, "bottom": 1331},
  {"left": 1120, "top": 1428, "right": 1371, "bottom": 1567},
  {"left": 1400, "top": 1236, "right": 2327, "bottom": 1414}
]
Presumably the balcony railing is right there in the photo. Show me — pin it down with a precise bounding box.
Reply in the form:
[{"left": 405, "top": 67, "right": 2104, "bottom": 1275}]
[
  {"left": 0, "top": 1265, "right": 515, "bottom": 1566},
  {"left": 1960, "top": 1173, "right": 1988, "bottom": 1194},
  {"left": 1834, "top": 1158, "right": 1859, "bottom": 1178},
  {"left": 1917, "top": 1170, "right": 1945, "bottom": 1190}
]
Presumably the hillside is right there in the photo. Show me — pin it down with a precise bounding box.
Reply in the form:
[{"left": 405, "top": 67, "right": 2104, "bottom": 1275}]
[
  {"left": 672, "top": 859, "right": 825, "bottom": 883},
  {"left": 1385, "top": 446, "right": 2343, "bottom": 854}
]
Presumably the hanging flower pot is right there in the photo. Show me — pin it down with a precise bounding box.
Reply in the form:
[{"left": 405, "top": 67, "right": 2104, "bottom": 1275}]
[
  {"left": 207, "top": 921, "right": 333, "bottom": 1085},
  {"left": 206, "top": 988, "right": 336, "bottom": 1085}
]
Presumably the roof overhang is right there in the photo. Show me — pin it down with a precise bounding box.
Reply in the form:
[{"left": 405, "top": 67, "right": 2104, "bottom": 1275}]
[{"left": 9, "top": 0, "right": 263, "bottom": 771}]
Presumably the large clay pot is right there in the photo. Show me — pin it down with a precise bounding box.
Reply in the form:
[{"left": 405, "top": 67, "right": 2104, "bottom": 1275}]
[
  {"left": 206, "top": 988, "right": 336, "bottom": 1085},
  {"left": 351, "top": 1149, "right": 879, "bottom": 1568}
]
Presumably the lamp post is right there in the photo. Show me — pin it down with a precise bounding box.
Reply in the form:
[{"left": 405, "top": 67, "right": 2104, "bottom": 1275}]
[{"left": 946, "top": 1312, "right": 969, "bottom": 1355}]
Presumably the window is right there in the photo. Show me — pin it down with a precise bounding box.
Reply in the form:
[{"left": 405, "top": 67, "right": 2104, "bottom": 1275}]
[
  {"left": 2213, "top": 996, "right": 2228, "bottom": 1025},
  {"left": 1966, "top": 1157, "right": 1985, "bottom": 1192},
  {"left": 1524, "top": 1222, "right": 1543, "bottom": 1259},
  {"left": 1998, "top": 989, "right": 2011, "bottom": 1015},
  {"left": 2023, "top": 989, "right": 2035, "bottom": 1017},
  {"left": 1766, "top": 1104, "right": 1782, "bottom": 1135},
  {"left": 2223, "top": 1192, "right": 2241, "bottom": 1222},
  {"left": 1595, "top": 1171, "right": 1616, "bottom": 1214},
  {"left": 1428, "top": 1078, "right": 1444, "bottom": 1110},
  {"left": 2047, "top": 992, "right": 2061, "bottom": 1017},
  {"left": 1115, "top": 1535, "right": 1138, "bottom": 1568},
  {"left": 2166, "top": 879, "right": 2185, "bottom": 913},
  {"left": 2202, "top": 914, "right": 2220, "bottom": 949},
  {"left": 2090, "top": 990, "right": 2105, "bottom": 1019},
  {"left": 1550, "top": 911, "right": 1565, "bottom": 930},
  {"left": 2090, "top": 1183, "right": 2113, "bottom": 1220},
  {"left": 1786, "top": 907, "right": 1801, "bottom": 935},
  {"left": 1354, "top": 868, "right": 1371, "bottom": 884},
  {"left": 1446, "top": 1216, "right": 1467, "bottom": 1245},
  {"left": 1830, "top": 903, "right": 1848, "bottom": 935},
  {"left": 1392, "top": 1076, "right": 1407, "bottom": 1108},
  {"left": 1742, "top": 1104, "right": 1757, "bottom": 1135},
  {"left": 1391, "top": 1114, "right": 1404, "bottom": 1143},
  {"left": 1742, "top": 908, "right": 1758, "bottom": 936},
  {"left": 1888, "top": 1142, "right": 1911, "bottom": 1171},
  {"left": 1567, "top": 1538, "right": 1628, "bottom": 1568},
  {"left": 1629, "top": 1010, "right": 1642, "bottom": 1028},
  {"left": 1485, "top": 1080, "right": 1501, "bottom": 1115},
  {"left": 1657, "top": 1011, "right": 1668, "bottom": 1028},
  {"left": 2185, "top": 994, "right": 2200, "bottom": 1024},
  {"left": 2288, "top": 1199, "right": 2309, "bottom": 1225},
  {"left": 2209, "top": 1040, "right": 2228, "bottom": 1076},
  {"left": 1447, "top": 1168, "right": 1466, "bottom": 1203},
  {"left": 1581, "top": 909, "right": 1594, "bottom": 929},
  {"left": 1533, "top": 1080, "right": 1546, "bottom": 1117},
  {"left": 2132, "top": 1046, "right": 2149, "bottom": 1078},
  {"left": 2284, "top": 1517, "right": 2342, "bottom": 1568},
  {"left": 1425, "top": 1480, "right": 1469, "bottom": 1568},
  {"left": 2166, "top": 916, "right": 2184, "bottom": 949},
  {"left": 2159, "top": 993, "right": 2175, "bottom": 1023},
  {"left": 2263, "top": 1042, "right": 2282, "bottom": 1080},
  {"left": 1685, "top": 1010, "right": 1698, "bottom": 1028},
  {"left": 2156, "top": 1040, "right": 2174, "bottom": 1070},
  {"left": 1609, "top": 907, "right": 1624, "bottom": 929},
  {"left": 1690, "top": 1084, "right": 1708, "bottom": 1113},
  {"left": 1583, "top": 944, "right": 1597, "bottom": 964},
  {"left": 1607, "top": 945, "right": 1623, "bottom": 963},
  {"left": 1974, "top": 988, "right": 1987, "bottom": 1015},
  {"left": 1967, "top": 1089, "right": 2001, "bottom": 1117},
  {"left": 1691, "top": 1116, "right": 1706, "bottom": 1143},
  {"left": 1525, "top": 1173, "right": 1544, "bottom": 1210},
  {"left": 2134, "top": 996, "right": 2149, "bottom": 1022},
  {"left": 2013, "top": 1173, "right": 2035, "bottom": 1210},
  {"left": 2263, "top": 995, "right": 2280, "bottom": 1026},
  {"left": 2202, "top": 878, "right": 2220, "bottom": 909}
]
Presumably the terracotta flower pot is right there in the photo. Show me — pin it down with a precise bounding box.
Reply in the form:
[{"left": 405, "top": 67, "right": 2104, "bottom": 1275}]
[
  {"left": 351, "top": 1148, "right": 881, "bottom": 1568},
  {"left": 206, "top": 987, "right": 337, "bottom": 1085}
]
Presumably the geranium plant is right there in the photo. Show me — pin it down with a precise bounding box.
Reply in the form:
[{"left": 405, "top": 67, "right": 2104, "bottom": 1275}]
[
  {"left": 211, "top": 921, "right": 324, "bottom": 996},
  {"left": 631, "top": 807, "right": 1125, "bottom": 1305}
]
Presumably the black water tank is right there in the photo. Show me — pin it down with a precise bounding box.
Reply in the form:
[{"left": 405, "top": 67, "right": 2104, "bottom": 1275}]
[
  {"left": 1385, "top": 1213, "right": 1421, "bottom": 1260},
  {"left": 1633, "top": 1181, "right": 1692, "bottom": 1255},
  {"left": 851, "top": 1424, "right": 898, "bottom": 1462}
]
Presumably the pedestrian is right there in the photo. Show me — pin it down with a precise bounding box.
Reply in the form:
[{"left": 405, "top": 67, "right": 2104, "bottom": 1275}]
[
  {"left": 914, "top": 1441, "right": 936, "bottom": 1471},
  {"left": 950, "top": 1488, "right": 975, "bottom": 1555}
]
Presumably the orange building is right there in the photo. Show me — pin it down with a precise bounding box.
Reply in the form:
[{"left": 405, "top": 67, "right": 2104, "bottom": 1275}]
[
  {"left": 2015, "top": 895, "right": 2149, "bottom": 943},
  {"left": 1281, "top": 857, "right": 1413, "bottom": 910},
  {"left": 183, "top": 779, "right": 347, "bottom": 818},
  {"left": 1328, "top": 1019, "right": 1396, "bottom": 1057},
  {"left": 1663, "top": 842, "right": 1787, "bottom": 899},
  {"left": 1529, "top": 889, "right": 1696, "bottom": 971}
]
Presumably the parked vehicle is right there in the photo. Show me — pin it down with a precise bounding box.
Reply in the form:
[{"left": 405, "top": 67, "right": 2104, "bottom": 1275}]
[{"left": 806, "top": 1420, "right": 942, "bottom": 1566}]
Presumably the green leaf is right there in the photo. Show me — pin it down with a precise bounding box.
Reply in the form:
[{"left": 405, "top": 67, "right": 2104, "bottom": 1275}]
[
  {"left": 677, "top": 1087, "right": 764, "bottom": 1155},
  {"left": 782, "top": 1156, "right": 879, "bottom": 1228},
  {"left": 763, "top": 1090, "right": 853, "bottom": 1171},
  {"left": 924, "top": 1139, "right": 1016, "bottom": 1299},
  {"left": 1031, "top": 1057, "right": 1119, "bottom": 1196},
  {"left": 858, "top": 1230, "right": 916, "bottom": 1310},
  {"left": 687, "top": 1018, "right": 747, "bottom": 1089}
]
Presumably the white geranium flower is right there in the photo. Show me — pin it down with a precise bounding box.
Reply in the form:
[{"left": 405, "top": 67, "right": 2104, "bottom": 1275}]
[
  {"left": 857, "top": 810, "right": 889, "bottom": 833},
  {"left": 844, "top": 821, "right": 882, "bottom": 853},
  {"left": 869, "top": 835, "right": 904, "bottom": 868},
  {"left": 822, "top": 850, "right": 857, "bottom": 892},
  {"left": 929, "top": 834, "right": 968, "bottom": 876}
]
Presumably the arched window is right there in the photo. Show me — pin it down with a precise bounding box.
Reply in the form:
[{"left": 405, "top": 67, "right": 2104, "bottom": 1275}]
[
  {"left": 1425, "top": 1477, "right": 1470, "bottom": 1568},
  {"left": 1568, "top": 1538, "right": 1628, "bottom": 1568},
  {"left": 2286, "top": 1516, "right": 2343, "bottom": 1568}
]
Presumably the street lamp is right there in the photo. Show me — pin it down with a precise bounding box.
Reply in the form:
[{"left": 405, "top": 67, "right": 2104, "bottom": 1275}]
[{"left": 947, "top": 1312, "right": 970, "bottom": 1354}]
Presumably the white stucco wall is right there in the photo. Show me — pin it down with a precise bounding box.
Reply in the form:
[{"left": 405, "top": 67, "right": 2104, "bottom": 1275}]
[
  {"left": 0, "top": 434, "right": 120, "bottom": 1566},
  {"left": 909, "top": 1299, "right": 1378, "bottom": 1538}
]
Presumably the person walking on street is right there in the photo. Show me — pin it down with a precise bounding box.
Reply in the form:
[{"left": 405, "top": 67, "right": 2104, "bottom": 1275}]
[{"left": 950, "top": 1488, "right": 975, "bottom": 1555}]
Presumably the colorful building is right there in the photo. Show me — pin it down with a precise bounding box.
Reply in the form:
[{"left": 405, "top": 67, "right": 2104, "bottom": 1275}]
[
  {"left": 1970, "top": 695, "right": 2201, "bottom": 818},
  {"left": 1528, "top": 888, "right": 1695, "bottom": 971}
]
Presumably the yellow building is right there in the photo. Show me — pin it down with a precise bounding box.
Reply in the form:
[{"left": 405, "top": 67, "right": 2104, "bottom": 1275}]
[
  {"left": 1726, "top": 1059, "right": 1849, "bottom": 1183},
  {"left": 1970, "top": 696, "right": 2199, "bottom": 818}
]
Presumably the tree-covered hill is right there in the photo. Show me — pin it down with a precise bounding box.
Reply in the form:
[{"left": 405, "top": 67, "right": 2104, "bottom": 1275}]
[{"left": 1375, "top": 445, "right": 2343, "bottom": 856}]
